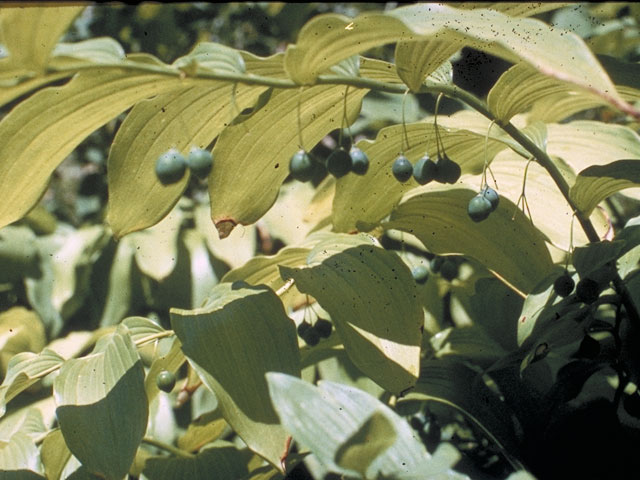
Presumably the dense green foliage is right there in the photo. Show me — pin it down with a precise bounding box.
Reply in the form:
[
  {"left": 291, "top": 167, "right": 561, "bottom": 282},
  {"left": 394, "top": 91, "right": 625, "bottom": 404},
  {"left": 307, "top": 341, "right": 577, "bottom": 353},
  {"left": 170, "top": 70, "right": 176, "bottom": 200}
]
[{"left": 2, "top": 3, "right": 640, "bottom": 479}]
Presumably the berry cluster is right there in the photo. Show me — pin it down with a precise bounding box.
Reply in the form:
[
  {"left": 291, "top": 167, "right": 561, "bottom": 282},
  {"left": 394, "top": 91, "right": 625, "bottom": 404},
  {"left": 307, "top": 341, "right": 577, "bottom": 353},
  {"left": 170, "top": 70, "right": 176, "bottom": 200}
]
[
  {"left": 392, "top": 153, "right": 461, "bottom": 185},
  {"left": 552, "top": 270, "right": 603, "bottom": 305},
  {"left": 430, "top": 256, "right": 459, "bottom": 282},
  {"left": 297, "top": 317, "right": 333, "bottom": 346},
  {"left": 467, "top": 186, "right": 499, "bottom": 222},
  {"left": 289, "top": 146, "right": 369, "bottom": 182},
  {"left": 155, "top": 147, "right": 213, "bottom": 185}
]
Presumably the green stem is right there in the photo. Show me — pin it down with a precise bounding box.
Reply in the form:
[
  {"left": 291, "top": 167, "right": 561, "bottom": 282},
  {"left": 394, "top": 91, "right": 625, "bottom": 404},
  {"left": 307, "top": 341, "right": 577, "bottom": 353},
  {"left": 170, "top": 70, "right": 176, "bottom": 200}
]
[{"left": 141, "top": 436, "right": 196, "bottom": 459}]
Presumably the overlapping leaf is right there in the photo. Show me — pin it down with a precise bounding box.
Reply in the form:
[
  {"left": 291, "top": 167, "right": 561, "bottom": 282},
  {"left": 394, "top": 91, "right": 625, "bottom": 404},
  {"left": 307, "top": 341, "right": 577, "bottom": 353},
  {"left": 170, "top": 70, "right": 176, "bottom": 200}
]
[
  {"left": 107, "top": 45, "right": 269, "bottom": 237},
  {"left": 53, "top": 325, "right": 147, "bottom": 480},
  {"left": 171, "top": 282, "right": 301, "bottom": 468},
  {"left": 0, "top": 64, "right": 186, "bottom": 230},
  {"left": 386, "top": 185, "right": 554, "bottom": 294},
  {"left": 0, "top": 6, "right": 84, "bottom": 75},
  {"left": 267, "top": 373, "right": 432, "bottom": 478},
  {"left": 0, "top": 349, "right": 63, "bottom": 417},
  {"left": 283, "top": 4, "right": 630, "bottom": 119},
  {"left": 209, "top": 84, "right": 367, "bottom": 238},
  {"left": 570, "top": 160, "right": 640, "bottom": 216},
  {"left": 280, "top": 233, "right": 423, "bottom": 394},
  {"left": 0, "top": 432, "right": 45, "bottom": 478},
  {"left": 395, "top": 39, "right": 460, "bottom": 92}
]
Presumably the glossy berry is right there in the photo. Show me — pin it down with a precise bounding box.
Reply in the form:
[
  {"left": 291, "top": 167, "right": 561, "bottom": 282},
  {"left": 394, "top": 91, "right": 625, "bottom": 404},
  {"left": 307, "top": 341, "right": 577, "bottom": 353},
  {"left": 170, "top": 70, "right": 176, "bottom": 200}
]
[
  {"left": 327, "top": 148, "right": 352, "bottom": 178},
  {"left": 440, "top": 259, "right": 459, "bottom": 282},
  {"left": 430, "top": 256, "right": 444, "bottom": 273},
  {"left": 553, "top": 272, "right": 575, "bottom": 298},
  {"left": 413, "top": 154, "right": 437, "bottom": 185},
  {"left": 412, "top": 265, "right": 430, "bottom": 284},
  {"left": 314, "top": 318, "right": 333, "bottom": 339},
  {"left": 301, "top": 327, "right": 320, "bottom": 347},
  {"left": 349, "top": 147, "right": 369, "bottom": 175},
  {"left": 576, "top": 278, "right": 600, "bottom": 304},
  {"left": 156, "top": 370, "right": 176, "bottom": 393},
  {"left": 481, "top": 187, "right": 500, "bottom": 211},
  {"left": 467, "top": 194, "right": 493, "bottom": 222},
  {"left": 392, "top": 155, "right": 413, "bottom": 182},
  {"left": 434, "top": 154, "right": 461, "bottom": 184},
  {"left": 187, "top": 147, "right": 213, "bottom": 178},
  {"left": 289, "top": 150, "right": 314, "bottom": 182},
  {"left": 297, "top": 320, "right": 313, "bottom": 338},
  {"left": 155, "top": 149, "right": 187, "bottom": 185}
]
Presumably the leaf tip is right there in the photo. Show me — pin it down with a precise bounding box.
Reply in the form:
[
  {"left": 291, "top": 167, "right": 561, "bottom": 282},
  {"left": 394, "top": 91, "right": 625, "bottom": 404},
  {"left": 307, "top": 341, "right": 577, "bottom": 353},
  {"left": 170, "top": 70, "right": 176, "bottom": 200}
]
[{"left": 214, "top": 218, "right": 238, "bottom": 239}]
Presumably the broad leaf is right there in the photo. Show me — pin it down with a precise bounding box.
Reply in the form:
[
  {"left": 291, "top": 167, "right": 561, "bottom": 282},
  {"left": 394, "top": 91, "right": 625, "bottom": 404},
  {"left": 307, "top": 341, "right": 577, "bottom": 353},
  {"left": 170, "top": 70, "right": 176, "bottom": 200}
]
[
  {"left": 547, "top": 121, "right": 640, "bottom": 173},
  {"left": 0, "top": 408, "right": 45, "bottom": 442},
  {"left": 209, "top": 84, "right": 368, "bottom": 238},
  {"left": 570, "top": 160, "right": 640, "bottom": 216},
  {"left": 0, "top": 226, "right": 41, "bottom": 283},
  {"left": 177, "top": 411, "right": 227, "bottom": 453},
  {"left": 283, "top": 4, "right": 630, "bottom": 117},
  {"left": 0, "top": 306, "right": 46, "bottom": 377},
  {"left": 54, "top": 325, "right": 147, "bottom": 480},
  {"left": 280, "top": 233, "right": 423, "bottom": 394},
  {"left": 402, "top": 359, "right": 523, "bottom": 470},
  {"left": 0, "top": 348, "right": 63, "bottom": 417},
  {"left": 0, "top": 66, "right": 186, "bottom": 229},
  {"left": 0, "top": 432, "right": 45, "bottom": 478},
  {"left": 121, "top": 316, "right": 165, "bottom": 344},
  {"left": 386, "top": 185, "right": 554, "bottom": 295},
  {"left": 40, "top": 429, "right": 73, "bottom": 480},
  {"left": 430, "top": 326, "right": 508, "bottom": 368},
  {"left": 395, "top": 39, "right": 461, "bottom": 92},
  {"left": 142, "top": 441, "right": 253, "bottom": 480},
  {"left": 171, "top": 282, "right": 301, "bottom": 469},
  {"left": 267, "top": 373, "right": 432, "bottom": 478},
  {"left": 143, "top": 337, "right": 186, "bottom": 404}
]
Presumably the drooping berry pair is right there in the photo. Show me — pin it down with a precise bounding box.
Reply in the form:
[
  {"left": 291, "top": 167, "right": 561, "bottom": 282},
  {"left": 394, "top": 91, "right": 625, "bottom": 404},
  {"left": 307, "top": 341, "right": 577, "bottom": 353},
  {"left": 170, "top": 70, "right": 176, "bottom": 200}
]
[
  {"left": 467, "top": 186, "right": 499, "bottom": 222},
  {"left": 155, "top": 147, "right": 213, "bottom": 185},
  {"left": 392, "top": 153, "right": 461, "bottom": 185},
  {"left": 290, "top": 146, "right": 369, "bottom": 182}
]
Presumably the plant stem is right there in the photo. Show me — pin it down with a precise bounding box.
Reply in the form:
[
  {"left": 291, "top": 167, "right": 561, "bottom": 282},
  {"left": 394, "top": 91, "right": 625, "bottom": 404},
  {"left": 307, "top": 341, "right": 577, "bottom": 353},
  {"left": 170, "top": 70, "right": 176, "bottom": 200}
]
[{"left": 141, "top": 436, "right": 196, "bottom": 459}]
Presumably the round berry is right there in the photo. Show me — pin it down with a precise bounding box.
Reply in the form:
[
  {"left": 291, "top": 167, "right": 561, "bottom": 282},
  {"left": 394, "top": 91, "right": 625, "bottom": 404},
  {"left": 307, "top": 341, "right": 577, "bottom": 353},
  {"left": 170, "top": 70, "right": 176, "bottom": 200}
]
[
  {"left": 301, "top": 327, "right": 320, "bottom": 347},
  {"left": 187, "top": 147, "right": 213, "bottom": 179},
  {"left": 327, "top": 148, "right": 352, "bottom": 178},
  {"left": 412, "top": 265, "right": 430, "bottom": 284},
  {"left": 349, "top": 147, "right": 369, "bottom": 175},
  {"left": 314, "top": 318, "right": 333, "bottom": 339},
  {"left": 392, "top": 155, "right": 413, "bottom": 183},
  {"left": 481, "top": 186, "right": 499, "bottom": 211},
  {"left": 156, "top": 370, "right": 176, "bottom": 393},
  {"left": 440, "top": 259, "right": 459, "bottom": 282},
  {"left": 289, "top": 150, "right": 314, "bottom": 182},
  {"left": 576, "top": 278, "right": 600, "bottom": 304},
  {"left": 413, "top": 154, "right": 437, "bottom": 185},
  {"left": 430, "top": 256, "right": 444, "bottom": 273},
  {"left": 434, "top": 154, "right": 461, "bottom": 184},
  {"left": 297, "top": 320, "right": 313, "bottom": 338},
  {"left": 155, "top": 149, "right": 187, "bottom": 185},
  {"left": 467, "top": 194, "right": 493, "bottom": 222},
  {"left": 553, "top": 272, "right": 575, "bottom": 298}
]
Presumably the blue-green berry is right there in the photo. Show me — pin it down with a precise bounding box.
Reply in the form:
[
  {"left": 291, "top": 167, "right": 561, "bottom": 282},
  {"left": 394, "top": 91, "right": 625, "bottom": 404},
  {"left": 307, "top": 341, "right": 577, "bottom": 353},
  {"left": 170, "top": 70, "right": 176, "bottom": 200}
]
[
  {"left": 392, "top": 155, "right": 413, "bottom": 183},
  {"left": 349, "top": 147, "right": 369, "bottom": 175},
  {"left": 187, "top": 147, "right": 213, "bottom": 178},
  {"left": 155, "top": 149, "right": 187, "bottom": 185}
]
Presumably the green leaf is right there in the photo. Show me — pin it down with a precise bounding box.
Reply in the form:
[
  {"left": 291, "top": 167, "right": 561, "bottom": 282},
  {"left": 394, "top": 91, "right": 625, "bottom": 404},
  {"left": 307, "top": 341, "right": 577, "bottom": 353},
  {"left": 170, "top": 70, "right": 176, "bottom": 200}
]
[
  {"left": 0, "top": 348, "right": 63, "bottom": 417},
  {"left": 107, "top": 62, "right": 267, "bottom": 237},
  {"left": 143, "top": 336, "right": 186, "bottom": 404},
  {"left": 570, "top": 160, "right": 640, "bottom": 216},
  {"left": 283, "top": 4, "right": 628, "bottom": 117},
  {"left": 267, "top": 373, "right": 431, "bottom": 478},
  {"left": 386, "top": 185, "right": 554, "bottom": 295},
  {"left": 331, "top": 120, "right": 516, "bottom": 232},
  {"left": 170, "top": 282, "right": 301, "bottom": 469},
  {"left": 209, "top": 84, "right": 368, "bottom": 238},
  {"left": 40, "top": 429, "right": 73, "bottom": 480},
  {"left": 0, "top": 432, "right": 45, "bottom": 478},
  {"left": 571, "top": 240, "right": 626, "bottom": 280},
  {"left": 142, "top": 441, "right": 253, "bottom": 480},
  {"left": 0, "top": 67, "right": 186, "bottom": 230},
  {"left": 547, "top": 121, "right": 640, "bottom": 173},
  {"left": 177, "top": 411, "right": 227, "bottom": 453},
  {"left": 54, "top": 325, "right": 148, "bottom": 480},
  {"left": 395, "top": 39, "right": 460, "bottom": 92},
  {"left": 430, "top": 326, "right": 508, "bottom": 368},
  {"left": 173, "top": 42, "right": 247, "bottom": 74},
  {"left": 334, "top": 411, "right": 396, "bottom": 475},
  {"left": 0, "top": 6, "right": 84, "bottom": 74},
  {"left": 0, "top": 408, "right": 45, "bottom": 442},
  {"left": 280, "top": 233, "right": 423, "bottom": 394},
  {"left": 121, "top": 316, "right": 165, "bottom": 344},
  {"left": 222, "top": 246, "right": 311, "bottom": 291},
  {"left": 0, "top": 226, "right": 41, "bottom": 283},
  {"left": 51, "top": 37, "right": 126, "bottom": 67},
  {"left": 99, "top": 236, "right": 140, "bottom": 327}
]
